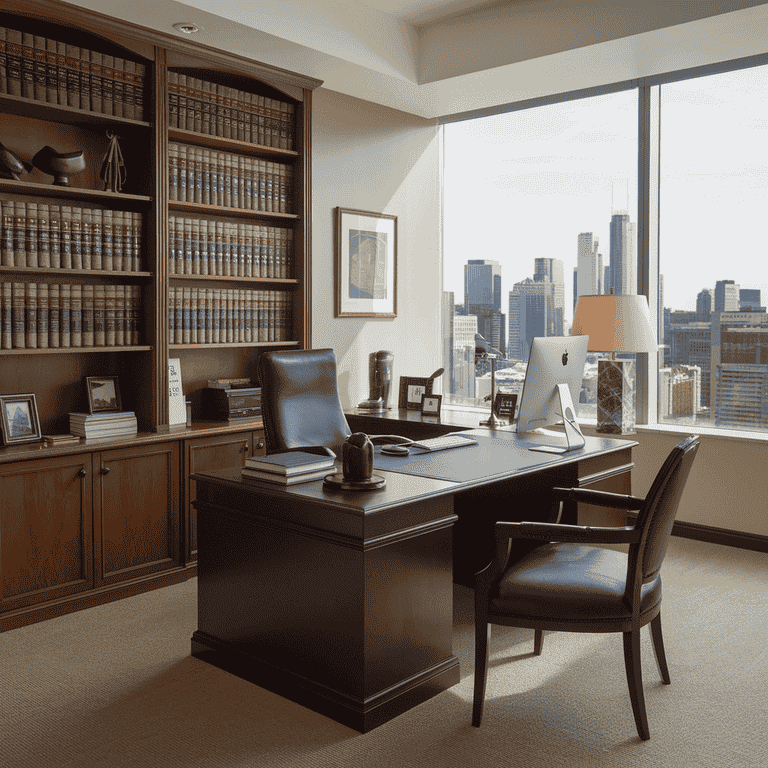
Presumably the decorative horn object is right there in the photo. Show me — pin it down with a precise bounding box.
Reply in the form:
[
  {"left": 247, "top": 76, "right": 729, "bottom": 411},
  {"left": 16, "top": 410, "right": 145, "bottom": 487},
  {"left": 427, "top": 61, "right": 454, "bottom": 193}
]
[
  {"left": 32, "top": 145, "right": 86, "bottom": 186},
  {"left": 100, "top": 130, "right": 127, "bottom": 193},
  {"left": 0, "top": 141, "right": 32, "bottom": 180}
]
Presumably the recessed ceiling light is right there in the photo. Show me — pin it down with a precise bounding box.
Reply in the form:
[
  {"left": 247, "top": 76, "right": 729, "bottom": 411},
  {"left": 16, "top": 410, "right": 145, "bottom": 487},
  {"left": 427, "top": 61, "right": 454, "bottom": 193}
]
[{"left": 172, "top": 22, "right": 201, "bottom": 34}]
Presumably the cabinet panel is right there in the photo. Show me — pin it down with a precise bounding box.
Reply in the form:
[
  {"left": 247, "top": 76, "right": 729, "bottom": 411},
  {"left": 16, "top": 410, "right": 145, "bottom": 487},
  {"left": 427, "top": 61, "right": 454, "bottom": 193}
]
[
  {"left": 93, "top": 441, "right": 179, "bottom": 585},
  {"left": 0, "top": 452, "right": 92, "bottom": 613}
]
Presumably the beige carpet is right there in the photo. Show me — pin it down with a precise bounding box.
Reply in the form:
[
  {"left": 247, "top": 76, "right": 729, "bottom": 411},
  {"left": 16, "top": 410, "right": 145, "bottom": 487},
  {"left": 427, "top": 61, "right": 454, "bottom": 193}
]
[{"left": 1, "top": 537, "right": 767, "bottom": 768}]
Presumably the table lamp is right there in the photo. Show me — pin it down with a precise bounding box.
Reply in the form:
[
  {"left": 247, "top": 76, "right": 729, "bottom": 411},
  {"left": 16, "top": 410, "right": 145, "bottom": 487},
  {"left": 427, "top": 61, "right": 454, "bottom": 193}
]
[{"left": 571, "top": 294, "right": 657, "bottom": 434}]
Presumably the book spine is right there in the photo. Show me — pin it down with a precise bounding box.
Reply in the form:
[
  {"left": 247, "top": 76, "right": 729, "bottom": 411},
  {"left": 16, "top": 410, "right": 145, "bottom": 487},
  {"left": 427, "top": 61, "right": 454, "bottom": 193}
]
[
  {"left": 1, "top": 282, "right": 9, "bottom": 349},
  {"left": 244, "top": 222, "right": 253, "bottom": 278},
  {"left": 60, "top": 205, "right": 72, "bottom": 269},
  {"left": 89, "top": 50, "right": 103, "bottom": 114},
  {"left": 193, "top": 77, "right": 204, "bottom": 133},
  {"left": 65, "top": 43, "right": 80, "bottom": 108},
  {"left": 182, "top": 287, "right": 191, "bottom": 344},
  {"left": 81, "top": 208, "right": 92, "bottom": 270},
  {"left": 205, "top": 219, "right": 216, "bottom": 276},
  {"left": 70, "top": 206, "right": 82, "bottom": 269},
  {"left": 81, "top": 284, "right": 94, "bottom": 347},
  {"left": 177, "top": 74, "right": 187, "bottom": 131},
  {"left": 21, "top": 32, "right": 35, "bottom": 100},
  {"left": 59, "top": 283, "right": 71, "bottom": 347},
  {"left": 201, "top": 148, "right": 211, "bottom": 206},
  {"left": 78, "top": 47, "right": 91, "bottom": 111},
  {"left": 25, "top": 282, "right": 37, "bottom": 349},
  {"left": 267, "top": 226, "right": 276, "bottom": 279},
  {"left": 183, "top": 217, "right": 193, "bottom": 275},
  {"left": 12, "top": 282, "right": 25, "bottom": 348},
  {"left": 191, "top": 217, "right": 201, "bottom": 275},
  {"left": 134, "top": 62, "right": 146, "bottom": 122},
  {"left": 212, "top": 288, "right": 221, "bottom": 344},
  {"left": 90, "top": 208, "right": 102, "bottom": 270},
  {"left": 174, "top": 285, "right": 183, "bottom": 344},
  {"left": 37, "top": 282, "right": 49, "bottom": 348},
  {"left": 112, "top": 210, "right": 124, "bottom": 271},
  {"left": 192, "top": 286, "right": 200, "bottom": 344},
  {"left": 48, "top": 283, "right": 59, "bottom": 348},
  {"left": 131, "top": 212, "right": 141, "bottom": 271},
  {"left": 199, "top": 218, "right": 210, "bottom": 275},
  {"left": 201, "top": 79, "right": 212, "bottom": 135},
  {"left": 168, "top": 286, "right": 175, "bottom": 341},
  {"left": 102, "top": 53, "right": 114, "bottom": 116},
  {"left": 205, "top": 287, "right": 213, "bottom": 344},
  {"left": 55, "top": 40, "right": 67, "bottom": 105},
  {"left": 1, "top": 200, "right": 14, "bottom": 267},
  {"left": 38, "top": 203, "right": 50, "bottom": 268},
  {"left": 216, "top": 151, "right": 225, "bottom": 207},
  {"left": 45, "top": 37, "right": 58, "bottom": 103},
  {"left": 223, "top": 152, "right": 233, "bottom": 208},
  {"left": 93, "top": 284, "right": 105, "bottom": 346},
  {"left": 70, "top": 284, "right": 82, "bottom": 347},
  {"left": 102, "top": 210, "right": 113, "bottom": 271},
  {"left": 167, "top": 70, "right": 178, "bottom": 128},
  {"left": 13, "top": 201, "right": 26, "bottom": 268},
  {"left": 232, "top": 154, "right": 241, "bottom": 209},
  {"left": 132, "top": 285, "right": 141, "bottom": 345},
  {"left": 112, "top": 57, "right": 125, "bottom": 118},
  {"left": 6, "top": 29, "right": 23, "bottom": 97},
  {"left": 226, "top": 288, "right": 234, "bottom": 343},
  {"left": 215, "top": 220, "right": 224, "bottom": 276},
  {"left": 26, "top": 201, "right": 38, "bottom": 269},
  {"left": 0, "top": 28, "right": 7, "bottom": 96},
  {"left": 104, "top": 284, "right": 115, "bottom": 346},
  {"left": 48, "top": 205, "right": 61, "bottom": 268},
  {"left": 168, "top": 143, "right": 178, "bottom": 202},
  {"left": 178, "top": 144, "right": 188, "bottom": 203},
  {"left": 115, "top": 284, "right": 125, "bottom": 346}
]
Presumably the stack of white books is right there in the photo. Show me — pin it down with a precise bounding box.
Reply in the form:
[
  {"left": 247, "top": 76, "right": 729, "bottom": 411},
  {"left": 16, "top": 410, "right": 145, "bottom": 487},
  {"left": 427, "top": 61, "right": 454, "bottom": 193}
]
[
  {"left": 241, "top": 450, "right": 336, "bottom": 485},
  {"left": 68, "top": 411, "right": 138, "bottom": 439}
]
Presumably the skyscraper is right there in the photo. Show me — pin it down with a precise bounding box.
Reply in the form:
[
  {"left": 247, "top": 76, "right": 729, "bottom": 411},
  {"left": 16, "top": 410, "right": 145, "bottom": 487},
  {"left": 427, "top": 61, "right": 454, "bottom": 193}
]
[
  {"left": 508, "top": 278, "right": 556, "bottom": 360},
  {"left": 534, "top": 257, "right": 565, "bottom": 336},
  {"left": 575, "top": 232, "right": 602, "bottom": 310},
  {"left": 609, "top": 213, "right": 636, "bottom": 295},
  {"left": 739, "top": 288, "right": 762, "bottom": 311},
  {"left": 714, "top": 280, "right": 740, "bottom": 312},
  {"left": 464, "top": 260, "right": 501, "bottom": 311},
  {"left": 696, "top": 289, "right": 712, "bottom": 320}
]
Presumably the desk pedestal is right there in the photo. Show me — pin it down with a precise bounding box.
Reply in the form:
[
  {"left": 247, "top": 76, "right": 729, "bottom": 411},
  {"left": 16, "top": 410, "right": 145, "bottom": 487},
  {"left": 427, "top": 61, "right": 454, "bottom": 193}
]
[{"left": 191, "top": 471, "right": 460, "bottom": 732}]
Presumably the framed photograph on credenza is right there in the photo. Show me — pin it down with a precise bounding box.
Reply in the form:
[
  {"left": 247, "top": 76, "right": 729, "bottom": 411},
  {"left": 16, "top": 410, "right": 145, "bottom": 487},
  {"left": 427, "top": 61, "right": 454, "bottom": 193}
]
[{"left": 0, "top": 393, "right": 42, "bottom": 445}]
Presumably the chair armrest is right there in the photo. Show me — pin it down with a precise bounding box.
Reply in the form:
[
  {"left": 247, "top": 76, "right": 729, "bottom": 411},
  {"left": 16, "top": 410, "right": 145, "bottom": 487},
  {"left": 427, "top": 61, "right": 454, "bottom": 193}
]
[
  {"left": 551, "top": 487, "right": 646, "bottom": 510},
  {"left": 496, "top": 520, "right": 641, "bottom": 545},
  {"left": 281, "top": 446, "right": 337, "bottom": 459},
  {"left": 368, "top": 434, "right": 413, "bottom": 445}
]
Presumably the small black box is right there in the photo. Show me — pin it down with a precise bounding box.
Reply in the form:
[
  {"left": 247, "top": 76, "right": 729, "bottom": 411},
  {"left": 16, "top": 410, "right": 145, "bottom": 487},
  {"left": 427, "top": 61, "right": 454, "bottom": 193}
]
[{"left": 203, "top": 386, "right": 262, "bottom": 421}]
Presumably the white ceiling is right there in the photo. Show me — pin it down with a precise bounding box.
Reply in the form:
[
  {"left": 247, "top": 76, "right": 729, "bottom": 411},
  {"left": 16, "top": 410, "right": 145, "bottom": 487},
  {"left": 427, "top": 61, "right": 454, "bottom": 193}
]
[{"left": 62, "top": 0, "right": 768, "bottom": 119}]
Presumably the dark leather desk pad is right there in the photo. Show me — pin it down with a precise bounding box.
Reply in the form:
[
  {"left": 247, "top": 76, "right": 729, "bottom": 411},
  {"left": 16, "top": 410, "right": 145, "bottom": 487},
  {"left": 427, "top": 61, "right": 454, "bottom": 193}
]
[{"left": 373, "top": 433, "right": 572, "bottom": 484}]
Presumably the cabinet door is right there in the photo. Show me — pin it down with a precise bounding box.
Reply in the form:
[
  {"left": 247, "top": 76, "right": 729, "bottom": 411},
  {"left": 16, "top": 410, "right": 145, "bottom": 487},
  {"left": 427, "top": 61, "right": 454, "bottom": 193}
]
[
  {"left": 93, "top": 441, "right": 180, "bottom": 587},
  {"left": 184, "top": 432, "right": 253, "bottom": 563},
  {"left": 0, "top": 453, "right": 93, "bottom": 614}
]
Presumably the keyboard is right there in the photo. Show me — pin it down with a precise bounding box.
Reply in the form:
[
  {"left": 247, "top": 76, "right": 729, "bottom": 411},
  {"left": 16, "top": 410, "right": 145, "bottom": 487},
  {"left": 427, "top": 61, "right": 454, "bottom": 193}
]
[{"left": 409, "top": 434, "right": 478, "bottom": 452}]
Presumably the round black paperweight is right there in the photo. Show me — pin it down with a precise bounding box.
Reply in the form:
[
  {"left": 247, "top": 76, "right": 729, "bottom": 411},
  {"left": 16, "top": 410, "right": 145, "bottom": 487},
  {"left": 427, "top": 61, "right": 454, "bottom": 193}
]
[{"left": 323, "top": 473, "right": 386, "bottom": 491}]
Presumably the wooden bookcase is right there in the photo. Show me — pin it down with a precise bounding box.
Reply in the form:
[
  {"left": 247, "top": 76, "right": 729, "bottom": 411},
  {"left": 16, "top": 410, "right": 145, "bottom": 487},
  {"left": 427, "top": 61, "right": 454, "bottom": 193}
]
[{"left": 0, "top": 0, "right": 320, "bottom": 631}]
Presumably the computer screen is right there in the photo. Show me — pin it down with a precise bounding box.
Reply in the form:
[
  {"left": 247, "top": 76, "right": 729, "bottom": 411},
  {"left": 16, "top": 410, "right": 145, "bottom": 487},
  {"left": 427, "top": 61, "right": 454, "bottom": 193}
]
[{"left": 516, "top": 335, "right": 589, "bottom": 434}]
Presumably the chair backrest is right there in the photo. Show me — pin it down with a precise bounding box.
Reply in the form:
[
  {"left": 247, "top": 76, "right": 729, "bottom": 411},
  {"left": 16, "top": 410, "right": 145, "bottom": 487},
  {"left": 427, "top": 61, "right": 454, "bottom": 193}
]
[
  {"left": 257, "top": 348, "right": 352, "bottom": 456},
  {"left": 634, "top": 435, "right": 700, "bottom": 582}
]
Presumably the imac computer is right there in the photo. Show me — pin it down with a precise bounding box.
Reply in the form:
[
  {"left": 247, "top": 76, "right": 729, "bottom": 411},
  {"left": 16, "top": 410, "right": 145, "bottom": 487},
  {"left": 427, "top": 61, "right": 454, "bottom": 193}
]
[{"left": 516, "top": 335, "right": 589, "bottom": 453}]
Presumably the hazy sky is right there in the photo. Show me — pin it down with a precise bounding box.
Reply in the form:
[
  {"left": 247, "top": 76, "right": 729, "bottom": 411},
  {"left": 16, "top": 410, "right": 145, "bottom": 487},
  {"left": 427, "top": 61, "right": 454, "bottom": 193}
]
[{"left": 443, "top": 64, "right": 768, "bottom": 322}]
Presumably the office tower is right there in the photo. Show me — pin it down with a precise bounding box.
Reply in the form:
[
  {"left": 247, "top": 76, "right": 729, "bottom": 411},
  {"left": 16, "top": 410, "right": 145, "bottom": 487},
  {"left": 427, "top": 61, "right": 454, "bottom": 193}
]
[
  {"left": 442, "top": 292, "right": 455, "bottom": 393},
  {"left": 453, "top": 314, "right": 478, "bottom": 398},
  {"left": 508, "top": 278, "right": 556, "bottom": 360},
  {"left": 714, "top": 280, "right": 740, "bottom": 312},
  {"left": 468, "top": 305, "right": 506, "bottom": 356},
  {"left": 659, "top": 365, "right": 702, "bottom": 418},
  {"left": 575, "top": 232, "right": 602, "bottom": 310},
  {"left": 697, "top": 289, "right": 712, "bottom": 320},
  {"left": 464, "top": 259, "right": 502, "bottom": 311},
  {"left": 715, "top": 364, "right": 768, "bottom": 427},
  {"left": 667, "top": 322, "right": 712, "bottom": 410},
  {"left": 609, "top": 213, "right": 636, "bottom": 295},
  {"left": 534, "top": 257, "right": 565, "bottom": 336},
  {"left": 740, "top": 288, "right": 762, "bottom": 311}
]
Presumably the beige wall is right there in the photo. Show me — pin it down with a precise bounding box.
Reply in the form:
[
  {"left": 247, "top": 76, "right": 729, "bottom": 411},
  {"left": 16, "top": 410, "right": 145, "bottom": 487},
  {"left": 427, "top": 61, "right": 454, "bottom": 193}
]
[{"left": 311, "top": 88, "right": 441, "bottom": 410}]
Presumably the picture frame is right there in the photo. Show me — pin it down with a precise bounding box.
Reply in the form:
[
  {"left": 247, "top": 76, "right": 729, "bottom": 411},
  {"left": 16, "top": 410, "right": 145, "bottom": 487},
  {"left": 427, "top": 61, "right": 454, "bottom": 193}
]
[
  {"left": 86, "top": 376, "right": 122, "bottom": 414},
  {"left": 398, "top": 376, "right": 434, "bottom": 410},
  {"left": 493, "top": 391, "right": 518, "bottom": 419},
  {"left": 421, "top": 394, "right": 442, "bottom": 417},
  {"left": 0, "top": 393, "right": 42, "bottom": 445},
  {"left": 335, "top": 207, "right": 397, "bottom": 317}
]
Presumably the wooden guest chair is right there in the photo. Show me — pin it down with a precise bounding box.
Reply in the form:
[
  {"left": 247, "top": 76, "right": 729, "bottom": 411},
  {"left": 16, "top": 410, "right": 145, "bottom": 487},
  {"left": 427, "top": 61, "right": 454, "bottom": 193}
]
[{"left": 472, "top": 434, "right": 700, "bottom": 740}]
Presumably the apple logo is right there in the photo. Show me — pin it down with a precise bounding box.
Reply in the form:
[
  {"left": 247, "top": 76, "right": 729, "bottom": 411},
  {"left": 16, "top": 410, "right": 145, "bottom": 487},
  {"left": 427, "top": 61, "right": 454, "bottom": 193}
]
[{"left": 562, "top": 350, "right": 569, "bottom": 366}]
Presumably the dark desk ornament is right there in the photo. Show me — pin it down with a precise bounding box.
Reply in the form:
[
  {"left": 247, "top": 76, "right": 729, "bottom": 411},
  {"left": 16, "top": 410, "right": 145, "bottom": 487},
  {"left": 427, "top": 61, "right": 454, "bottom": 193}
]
[
  {"left": 0, "top": 141, "right": 32, "bottom": 180},
  {"left": 323, "top": 432, "right": 386, "bottom": 490},
  {"left": 32, "top": 145, "right": 86, "bottom": 186},
  {"left": 100, "top": 131, "right": 127, "bottom": 193}
]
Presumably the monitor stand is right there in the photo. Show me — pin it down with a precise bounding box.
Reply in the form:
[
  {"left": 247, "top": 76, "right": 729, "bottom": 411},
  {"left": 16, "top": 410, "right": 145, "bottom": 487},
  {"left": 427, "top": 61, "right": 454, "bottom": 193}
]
[{"left": 527, "top": 383, "right": 586, "bottom": 454}]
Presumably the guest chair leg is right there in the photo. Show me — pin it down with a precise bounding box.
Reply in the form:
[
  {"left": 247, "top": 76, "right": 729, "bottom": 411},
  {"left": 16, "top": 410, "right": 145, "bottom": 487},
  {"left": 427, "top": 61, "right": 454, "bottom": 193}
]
[
  {"left": 650, "top": 613, "right": 671, "bottom": 684},
  {"left": 534, "top": 629, "right": 544, "bottom": 655},
  {"left": 472, "top": 623, "right": 492, "bottom": 727},
  {"left": 623, "top": 629, "right": 650, "bottom": 740}
]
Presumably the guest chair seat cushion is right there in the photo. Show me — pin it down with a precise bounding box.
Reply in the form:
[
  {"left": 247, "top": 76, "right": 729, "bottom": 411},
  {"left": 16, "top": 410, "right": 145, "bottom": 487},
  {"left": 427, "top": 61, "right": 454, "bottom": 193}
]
[{"left": 491, "top": 544, "right": 662, "bottom": 627}]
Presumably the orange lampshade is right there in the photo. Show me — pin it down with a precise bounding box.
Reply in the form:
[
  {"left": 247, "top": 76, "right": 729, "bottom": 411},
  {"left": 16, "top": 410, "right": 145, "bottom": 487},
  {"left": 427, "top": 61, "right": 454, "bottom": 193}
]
[{"left": 572, "top": 294, "right": 657, "bottom": 353}]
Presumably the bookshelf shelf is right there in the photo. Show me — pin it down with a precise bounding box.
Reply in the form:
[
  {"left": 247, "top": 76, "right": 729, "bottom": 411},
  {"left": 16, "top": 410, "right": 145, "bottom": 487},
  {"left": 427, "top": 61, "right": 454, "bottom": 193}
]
[
  {"left": 170, "top": 341, "right": 299, "bottom": 350},
  {"left": 0, "top": 266, "right": 152, "bottom": 278},
  {"left": 0, "top": 345, "right": 152, "bottom": 356},
  {"left": 168, "top": 274, "right": 298, "bottom": 284},
  {"left": 168, "top": 200, "right": 299, "bottom": 221},
  {"left": 0, "top": 178, "right": 152, "bottom": 204},
  {"left": 168, "top": 127, "right": 299, "bottom": 160}
]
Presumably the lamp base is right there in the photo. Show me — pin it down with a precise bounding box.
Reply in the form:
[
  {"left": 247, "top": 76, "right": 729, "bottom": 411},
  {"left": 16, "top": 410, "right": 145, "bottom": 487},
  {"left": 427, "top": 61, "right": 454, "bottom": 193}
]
[{"left": 597, "top": 359, "right": 636, "bottom": 435}]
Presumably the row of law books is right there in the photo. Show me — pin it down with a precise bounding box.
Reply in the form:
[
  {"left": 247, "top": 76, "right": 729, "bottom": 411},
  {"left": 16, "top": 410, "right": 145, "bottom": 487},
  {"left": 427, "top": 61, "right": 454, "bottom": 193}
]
[
  {"left": 241, "top": 450, "right": 336, "bottom": 486},
  {"left": 168, "top": 286, "right": 291, "bottom": 345},
  {"left": 1, "top": 200, "right": 143, "bottom": 272},
  {"left": 1, "top": 282, "right": 141, "bottom": 350},
  {"left": 168, "top": 143, "right": 292, "bottom": 213},
  {"left": 69, "top": 411, "right": 137, "bottom": 439},
  {"left": 0, "top": 27, "right": 146, "bottom": 119},
  {"left": 167, "top": 71, "right": 294, "bottom": 149},
  {"left": 168, "top": 216, "right": 292, "bottom": 279}
]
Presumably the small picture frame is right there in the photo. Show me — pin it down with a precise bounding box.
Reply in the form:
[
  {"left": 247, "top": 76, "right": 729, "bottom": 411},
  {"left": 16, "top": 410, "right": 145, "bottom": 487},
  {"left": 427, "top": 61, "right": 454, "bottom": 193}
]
[
  {"left": 493, "top": 392, "right": 518, "bottom": 419},
  {"left": 421, "top": 394, "right": 442, "bottom": 416},
  {"left": 86, "top": 376, "right": 122, "bottom": 414},
  {"left": 398, "top": 376, "right": 434, "bottom": 410},
  {"left": 0, "top": 393, "right": 42, "bottom": 445}
]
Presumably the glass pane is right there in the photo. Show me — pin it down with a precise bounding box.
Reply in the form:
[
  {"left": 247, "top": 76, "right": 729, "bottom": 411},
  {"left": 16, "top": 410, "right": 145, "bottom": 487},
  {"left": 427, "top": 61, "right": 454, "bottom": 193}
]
[
  {"left": 442, "top": 91, "right": 638, "bottom": 421},
  {"left": 659, "top": 66, "right": 768, "bottom": 432}
]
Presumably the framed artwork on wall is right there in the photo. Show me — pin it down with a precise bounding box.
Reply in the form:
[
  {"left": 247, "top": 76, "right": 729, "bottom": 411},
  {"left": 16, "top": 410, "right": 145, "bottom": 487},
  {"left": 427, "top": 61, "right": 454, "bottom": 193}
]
[{"left": 335, "top": 207, "right": 397, "bottom": 317}]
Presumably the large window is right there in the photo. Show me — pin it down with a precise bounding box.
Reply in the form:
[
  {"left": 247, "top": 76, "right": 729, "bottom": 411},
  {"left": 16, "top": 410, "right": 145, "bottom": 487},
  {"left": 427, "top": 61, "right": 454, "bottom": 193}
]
[
  {"left": 441, "top": 59, "right": 768, "bottom": 436},
  {"left": 442, "top": 91, "right": 638, "bottom": 418}
]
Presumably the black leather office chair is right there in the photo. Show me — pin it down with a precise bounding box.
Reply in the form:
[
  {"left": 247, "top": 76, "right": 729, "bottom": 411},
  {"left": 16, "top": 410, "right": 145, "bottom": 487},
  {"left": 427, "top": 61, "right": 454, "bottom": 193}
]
[{"left": 472, "top": 434, "right": 700, "bottom": 740}]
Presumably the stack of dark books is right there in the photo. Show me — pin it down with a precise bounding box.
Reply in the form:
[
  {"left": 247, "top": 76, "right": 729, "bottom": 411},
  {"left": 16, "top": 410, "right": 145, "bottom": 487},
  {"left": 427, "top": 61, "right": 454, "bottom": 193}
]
[
  {"left": 68, "top": 411, "right": 137, "bottom": 439},
  {"left": 241, "top": 450, "right": 335, "bottom": 486}
]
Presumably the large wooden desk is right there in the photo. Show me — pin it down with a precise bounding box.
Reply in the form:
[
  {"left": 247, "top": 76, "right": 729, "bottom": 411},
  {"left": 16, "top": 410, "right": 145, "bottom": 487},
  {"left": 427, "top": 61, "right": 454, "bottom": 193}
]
[{"left": 191, "top": 427, "right": 635, "bottom": 733}]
